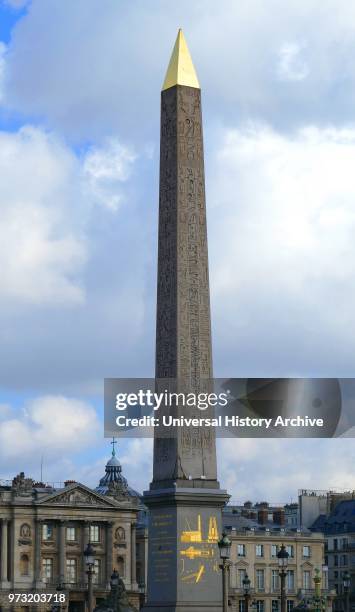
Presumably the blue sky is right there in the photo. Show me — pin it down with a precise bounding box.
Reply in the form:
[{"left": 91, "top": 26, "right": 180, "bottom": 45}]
[{"left": 0, "top": 0, "right": 355, "bottom": 501}]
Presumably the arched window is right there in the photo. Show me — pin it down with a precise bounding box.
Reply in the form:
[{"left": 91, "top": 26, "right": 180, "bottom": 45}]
[
  {"left": 117, "top": 556, "right": 125, "bottom": 577},
  {"left": 20, "top": 554, "right": 29, "bottom": 576}
]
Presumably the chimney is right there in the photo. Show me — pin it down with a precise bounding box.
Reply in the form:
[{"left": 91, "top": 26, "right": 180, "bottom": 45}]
[
  {"left": 258, "top": 509, "right": 268, "bottom": 525},
  {"left": 64, "top": 480, "right": 76, "bottom": 487},
  {"left": 273, "top": 510, "right": 285, "bottom": 525}
]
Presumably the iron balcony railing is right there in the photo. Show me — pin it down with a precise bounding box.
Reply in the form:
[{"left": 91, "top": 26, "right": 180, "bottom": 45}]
[{"left": 43, "top": 581, "right": 108, "bottom": 591}]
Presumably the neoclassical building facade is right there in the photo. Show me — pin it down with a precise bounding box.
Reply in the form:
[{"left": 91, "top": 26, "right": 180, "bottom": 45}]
[
  {"left": 223, "top": 513, "right": 333, "bottom": 612},
  {"left": 0, "top": 448, "right": 146, "bottom": 611}
]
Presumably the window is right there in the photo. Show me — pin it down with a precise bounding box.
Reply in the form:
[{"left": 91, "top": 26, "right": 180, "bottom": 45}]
[
  {"left": 272, "top": 601, "right": 279, "bottom": 612},
  {"left": 287, "top": 601, "right": 294, "bottom": 612},
  {"left": 334, "top": 555, "right": 339, "bottom": 567},
  {"left": 238, "top": 569, "right": 247, "bottom": 588},
  {"left": 287, "top": 570, "right": 295, "bottom": 591},
  {"left": 256, "top": 569, "right": 265, "bottom": 590},
  {"left": 66, "top": 559, "right": 77, "bottom": 584},
  {"left": 286, "top": 545, "right": 294, "bottom": 558},
  {"left": 256, "top": 545, "right": 264, "bottom": 557},
  {"left": 271, "top": 544, "right": 278, "bottom": 558},
  {"left": 93, "top": 559, "right": 101, "bottom": 584},
  {"left": 90, "top": 525, "right": 100, "bottom": 543},
  {"left": 272, "top": 570, "right": 279, "bottom": 591},
  {"left": 303, "top": 571, "right": 311, "bottom": 589},
  {"left": 334, "top": 539, "right": 338, "bottom": 550},
  {"left": 42, "top": 524, "right": 53, "bottom": 541},
  {"left": 341, "top": 555, "right": 347, "bottom": 567},
  {"left": 238, "top": 544, "right": 246, "bottom": 557},
  {"left": 42, "top": 558, "right": 53, "bottom": 583},
  {"left": 255, "top": 601, "right": 264, "bottom": 612},
  {"left": 66, "top": 526, "right": 76, "bottom": 541},
  {"left": 302, "top": 546, "right": 311, "bottom": 558},
  {"left": 20, "top": 554, "right": 29, "bottom": 576},
  {"left": 341, "top": 538, "right": 348, "bottom": 550},
  {"left": 239, "top": 601, "right": 246, "bottom": 612}
]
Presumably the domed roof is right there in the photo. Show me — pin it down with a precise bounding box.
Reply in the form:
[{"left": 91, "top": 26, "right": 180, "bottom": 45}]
[
  {"left": 106, "top": 454, "right": 121, "bottom": 468},
  {"left": 95, "top": 439, "right": 140, "bottom": 499}
]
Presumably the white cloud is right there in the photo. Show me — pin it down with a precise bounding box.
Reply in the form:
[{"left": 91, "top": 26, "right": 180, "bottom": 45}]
[
  {"left": 0, "top": 403, "right": 11, "bottom": 420},
  {"left": 208, "top": 124, "right": 355, "bottom": 376},
  {"left": 0, "top": 1, "right": 355, "bottom": 501},
  {"left": 218, "top": 438, "right": 355, "bottom": 501},
  {"left": 277, "top": 42, "right": 309, "bottom": 81},
  {"left": 2, "top": 0, "right": 355, "bottom": 137},
  {"left": 0, "top": 126, "right": 86, "bottom": 304},
  {"left": 0, "top": 126, "right": 135, "bottom": 305},
  {"left": 83, "top": 140, "right": 136, "bottom": 211},
  {"left": 0, "top": 395, "right": 99, "bottom": 462}
]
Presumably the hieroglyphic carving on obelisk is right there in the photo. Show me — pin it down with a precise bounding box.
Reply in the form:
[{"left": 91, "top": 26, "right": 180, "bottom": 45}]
[
  {"left": 143, "top": 30, "right": 228, "bottom": 612},
  {"left": 153, "top": 29, "right": 218, "bottom": 489}
]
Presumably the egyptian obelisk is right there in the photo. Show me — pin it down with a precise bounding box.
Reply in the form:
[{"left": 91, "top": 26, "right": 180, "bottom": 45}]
[{"left": 143, "top": 30, "right": 229, "bottom": 612}]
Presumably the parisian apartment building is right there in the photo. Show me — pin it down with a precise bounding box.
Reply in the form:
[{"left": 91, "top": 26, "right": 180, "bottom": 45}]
[{"left": 223, "top": 505, "right": 332, "bottom": 612}]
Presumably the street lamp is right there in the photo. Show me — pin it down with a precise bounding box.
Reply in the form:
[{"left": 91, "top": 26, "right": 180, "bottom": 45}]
[
  {"left": 57, "top": 581, "right": 67, "bottom": 611},
  {"left": 84, "top": 542, "right": 95, "bottom": 612},
  {"left": 343, "top": 571, "right": 351, "bottom": 612},
  {"left": 277, "top": 544, "right": 289, "bottom": 612},
  {"left": 51, "top": 582, "right": 66, "bottom": 612},
  {"left": 243, "top": 572, "right": 251, "bottom": 612},
  {"left": 110, "top": 569, "right": 119, "bottom": 588},
  {"left": 313, "top": 568, "right": 322, "bottom": 612},
  {"left": 218, "top": 531, "right": 232, "bottom": 612},
  {"left": 110, "top": 568, "right": 119, "bottom": 606}
]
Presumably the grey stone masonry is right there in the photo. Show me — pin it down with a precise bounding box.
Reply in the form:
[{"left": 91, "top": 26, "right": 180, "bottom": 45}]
[{"left": 153, "top": 84, "right": 218, "bottom": 491}]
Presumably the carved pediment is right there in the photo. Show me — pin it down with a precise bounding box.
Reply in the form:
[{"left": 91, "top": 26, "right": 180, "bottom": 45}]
[
  {"left": 235, "top": 559, "right": 249, "bottom": 568},
  {"left": 36, "top": 483, "right": 119, "bottom": 508},
  {"left": 301, "top": 560, "right": 313, "bottom": 569}
]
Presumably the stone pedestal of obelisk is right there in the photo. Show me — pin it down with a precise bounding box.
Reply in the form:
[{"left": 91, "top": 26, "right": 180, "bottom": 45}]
[{"left": 143, "top": 30, "right": 229, "bottom": 612}]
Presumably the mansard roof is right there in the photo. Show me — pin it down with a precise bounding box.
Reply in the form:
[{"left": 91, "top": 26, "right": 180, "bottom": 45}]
[{"left": 310, "top": 499, "right": 355, "bottom": 535}]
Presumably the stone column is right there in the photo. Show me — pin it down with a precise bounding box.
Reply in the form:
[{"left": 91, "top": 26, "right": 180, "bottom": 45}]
[
  {"left": 0, "top": 518, "right": 10, "bottom": 587},
  {"left": 59, "top": 521, "right": 66, "bottom": 583},
  {"left": 34, "top": 519, "right": 44, "bottom": 588},
  {"left": 130, "top": 522, "right": 137, "bottom": 590},
  {"left": 81, "top": 521, "right": 90, "bottom": 584},
  {"left": 106, "top": 522, "right": 113, "bottom": 588},
  {"left": 10, "top": 518, "right": 15, "bottom": 587}
]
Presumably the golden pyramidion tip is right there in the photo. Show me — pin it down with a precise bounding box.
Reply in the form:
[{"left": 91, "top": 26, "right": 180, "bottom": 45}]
[{"left": 162, "top": 29, "right": 200, "bottom": 91}]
